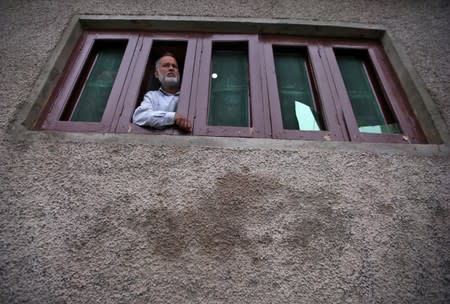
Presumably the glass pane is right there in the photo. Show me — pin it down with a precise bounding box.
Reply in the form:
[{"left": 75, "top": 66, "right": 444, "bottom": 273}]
[
  {"left": 336, "top": 53, "right": 400, "bottom": 134},
  {"left": 70, "top": 42, "right": 126, "bottom": 122},
  {"left": 274, "top": 49, "right": 324, "bottom": 131},
  {"left": 208, "top": 44, "right": 249, "bottom": 127}
]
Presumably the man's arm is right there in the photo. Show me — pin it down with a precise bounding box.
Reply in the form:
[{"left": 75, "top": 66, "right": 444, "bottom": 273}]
[
  {"left": 174, "top": 113, "right": 192, "bottom": 132},
  {"left": 133, "top": 92, "right": 192, "bottom": 131},
  {"left": 132, "top": 92, "right": 176, "bottom": 129}
]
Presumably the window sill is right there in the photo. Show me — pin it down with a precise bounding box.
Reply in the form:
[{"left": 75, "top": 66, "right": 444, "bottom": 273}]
[{"left": 6, "top": 127, "right": 450, "bottom": 157}]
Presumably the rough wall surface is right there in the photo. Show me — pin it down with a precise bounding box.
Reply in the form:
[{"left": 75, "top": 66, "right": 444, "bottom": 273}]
[{"left": 0, "top": 1, "right": 449, "bottom": 303}]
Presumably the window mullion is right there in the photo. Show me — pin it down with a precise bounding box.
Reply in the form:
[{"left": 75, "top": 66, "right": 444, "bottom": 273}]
[
  {"left": 262, "top": 41, "right": 284, "bottom": 139},
  {"left": 187, "top": 37, "right": 203, "bottom": 127},
  {"left": 322, "top": 45, "right": 361, "bottom": 142},
  {"left": 248, "top": 35, "right": 266, "bottom": 137},
  {"left": 109, "top": 34, "right": 142, "bottom": 132},
  {"left": 115, "top": 35, "right": 152, "bottom": 133},
  {"left": 192, "top": 37, "right": 212, "bottom": 136},
  {"left": 309, "top": 45, "right": 347, "bottom": 141},
  {"left": 257, "top": 37, "right": 273, "bottom": 138}
]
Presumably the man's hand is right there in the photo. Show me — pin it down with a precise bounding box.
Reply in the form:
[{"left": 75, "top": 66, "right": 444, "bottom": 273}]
[{"left": 174, "top": 113, "right": 192, "bottom": 132}]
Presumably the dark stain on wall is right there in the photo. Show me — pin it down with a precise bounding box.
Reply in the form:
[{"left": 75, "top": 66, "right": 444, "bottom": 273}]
[{"left": 66, "top": 172, "right": 353, "bottom": 263}]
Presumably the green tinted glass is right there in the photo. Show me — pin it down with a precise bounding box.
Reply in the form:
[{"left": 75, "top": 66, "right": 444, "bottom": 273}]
[
  {"left": 208, "top": 45, "right": 249, "bottom": 127},
  {"left": 70, "top": 42, "right": 126, "bottom": 122},
  {"left": 336, "top": 53, "right": 400, "bottom": 134},
  {"left": 274, "top": 49, "right": 324, "bottom": 131}
]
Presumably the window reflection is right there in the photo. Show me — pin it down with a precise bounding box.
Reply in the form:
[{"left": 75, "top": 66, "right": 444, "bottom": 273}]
[{"left": 295, "top": 101, "right": 321, "bottom": 131}]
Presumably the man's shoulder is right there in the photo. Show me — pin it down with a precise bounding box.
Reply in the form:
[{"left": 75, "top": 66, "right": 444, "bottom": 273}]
[
  {"left": 143, "top": 88, "right": 179, "bottom": 99},
  {"left": 143, "top": 89, "right": 164, "bottom": 100},
  {"left": 145, "top": 89, "right": 162, "bottom": 96}
]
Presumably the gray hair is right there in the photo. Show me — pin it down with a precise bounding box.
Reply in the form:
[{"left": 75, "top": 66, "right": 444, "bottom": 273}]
[{"left": 155, "top": 52, "right": 177, "bottom": 71}]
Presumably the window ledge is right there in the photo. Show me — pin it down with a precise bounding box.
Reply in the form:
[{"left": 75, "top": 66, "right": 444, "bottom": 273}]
[{"left": 5, "top": 127, "right": 450, "bottom": 157}]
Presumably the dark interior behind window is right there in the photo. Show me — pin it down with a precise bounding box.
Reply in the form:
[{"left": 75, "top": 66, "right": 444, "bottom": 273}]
[
  {"left": 61, "top": 40, "right": 127, "bottom": 122},
  {"left": 208, "top": 42, "right": 250, "bottom": 127},
  {"left": 138, "top": 40, "right": 187, "bottom": 105}
]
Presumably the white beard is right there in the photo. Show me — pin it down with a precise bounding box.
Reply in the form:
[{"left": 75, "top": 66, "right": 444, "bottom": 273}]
[{"left": 159, "top": 75, "right": 179, "bottom": 88}]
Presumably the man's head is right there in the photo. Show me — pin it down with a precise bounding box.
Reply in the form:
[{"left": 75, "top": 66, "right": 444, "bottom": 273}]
[{"left": 155, "top": 53, "right": 180, "bottom": 91}]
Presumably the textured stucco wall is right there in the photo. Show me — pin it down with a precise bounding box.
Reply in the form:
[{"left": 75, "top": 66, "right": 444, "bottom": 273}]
[{"left": 0, "top": 1, "right": 449, "bottom": 303}]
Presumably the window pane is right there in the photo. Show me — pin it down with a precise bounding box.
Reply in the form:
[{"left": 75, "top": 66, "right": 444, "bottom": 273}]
[
  {"left": 336, "top": 52, "right": 400, "bottom": 134},
  {"left": 208, "top": 43, "right": 249, "bottom": 127},
  {"left": 69, "top": 41, "right": 126, "bottom": 122},
  {"left": 274, "top": 48, "right": 325, "bottom": 131}
]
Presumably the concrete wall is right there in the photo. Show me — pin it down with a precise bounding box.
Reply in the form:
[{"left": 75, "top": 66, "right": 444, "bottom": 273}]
[{"left": 1, "top": 1, "right": 449, "bottom": 303}]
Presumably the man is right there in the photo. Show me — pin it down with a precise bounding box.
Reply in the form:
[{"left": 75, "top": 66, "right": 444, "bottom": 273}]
[{"left": 133, "top": 53, "right": 192, "bottom": 132}]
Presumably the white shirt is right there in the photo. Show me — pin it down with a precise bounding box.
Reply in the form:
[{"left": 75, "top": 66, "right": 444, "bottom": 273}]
[{"left": 132, "top": 88, "right": 180, "bottom": 128}]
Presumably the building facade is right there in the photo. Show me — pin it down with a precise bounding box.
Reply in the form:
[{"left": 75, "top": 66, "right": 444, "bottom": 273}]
[{"left": 1, "top": 0, "right": 449, "bottom": 303}]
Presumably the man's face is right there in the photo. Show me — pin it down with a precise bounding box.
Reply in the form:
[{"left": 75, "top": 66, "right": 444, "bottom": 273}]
[{"left": 155, "top": 56, "right": 180, "bottom": 89}]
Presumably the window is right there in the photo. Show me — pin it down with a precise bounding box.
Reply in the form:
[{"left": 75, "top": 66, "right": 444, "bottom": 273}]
[
  {"left": 335, "top": 50, "right": 400, "bottom": 134},
  {"left": 263, "top": 38, "right": 344, "bottom": 141},
  {"left": 36, "top": 31, "right": 426, "bottom": 143},
  {"left": 208, "top": 42, "right": 249, "bottom": 127},
  {"left": 273, "top": 46, "right": 325, "bottom": 132},
  {"left": 115, "top": 34, "right": 197, "bottom": 136},
  {"left": 193, "top": 35, "right": 266, "bottom": 138},
  {"left": 38, "top": 33, "right": 139, "bottom": 132}
]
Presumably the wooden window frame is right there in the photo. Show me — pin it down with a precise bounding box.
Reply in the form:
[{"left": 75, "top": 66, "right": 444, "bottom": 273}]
[
  {"left": 38, "top": 32, "right": 139, "bottom": 132},
  {"left": 36, "top": 31, "right": 426, "bottom": 144},
  {"left": 114, "top": 33, "right": 199, "bottom": 136},
  {"left": 322, "top": 41, "right": 426, "bottom": 143},
  {"left": 193, "top": 34, "right": 268, "bottom": 138},
  {"left": 261, "top": 36, "right": 346, "bottom": 141}
]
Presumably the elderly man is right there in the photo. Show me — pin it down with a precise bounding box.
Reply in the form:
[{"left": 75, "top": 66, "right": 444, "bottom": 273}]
[{"left": 133, "top": 53, "right": 192, "bottom": 132}]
